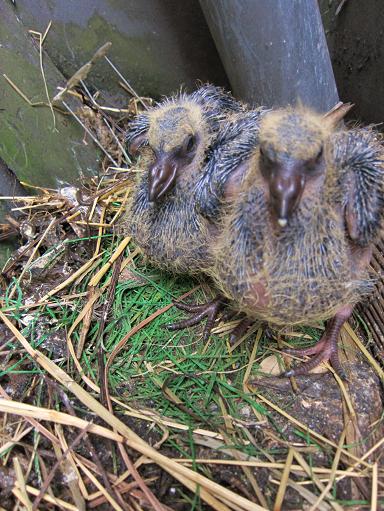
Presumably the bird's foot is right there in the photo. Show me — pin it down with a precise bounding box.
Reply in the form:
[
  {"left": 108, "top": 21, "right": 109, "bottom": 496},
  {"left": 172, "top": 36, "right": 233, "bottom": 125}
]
[
  {"left": 166, "top": 296, "right": 226, "bottom": 342},
  {"left": 282, "top": 334, "right": 347, "bottom": 379},
  {"left": 281, "top": 308, "right": 352, "bottom": 380}
]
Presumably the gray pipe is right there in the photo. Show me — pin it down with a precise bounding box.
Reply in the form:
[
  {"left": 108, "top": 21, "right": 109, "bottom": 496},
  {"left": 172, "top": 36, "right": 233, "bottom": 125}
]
[{"left": 199, "top": 0, "right": 339, "bottom": 112}]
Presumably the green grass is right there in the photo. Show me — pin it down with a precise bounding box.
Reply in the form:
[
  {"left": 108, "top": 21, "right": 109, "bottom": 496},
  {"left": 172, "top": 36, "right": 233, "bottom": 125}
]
[
  {"left": 1, "top": 235, "right": 322, "bottom": 437},
  {"left": 2, "top": 232, "right": 381, "bottom": 510}
]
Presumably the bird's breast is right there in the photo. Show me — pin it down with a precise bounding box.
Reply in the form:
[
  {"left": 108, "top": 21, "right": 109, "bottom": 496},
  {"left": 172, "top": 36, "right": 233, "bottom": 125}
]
[
  {"left": 128, "top": 187, "right": 212, "bottom": 275},
  {"left": 214, "top": 193, "right": 365, "bottom": 325}
]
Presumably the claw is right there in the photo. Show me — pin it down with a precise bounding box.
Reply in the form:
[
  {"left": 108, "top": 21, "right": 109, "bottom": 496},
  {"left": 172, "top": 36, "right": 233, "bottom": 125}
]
[
  {"left": 281, "top": 308, "right": 352, "bottom": 379},
  {"left": 166, "top": 297, "right": 225, "bottom": 342}
]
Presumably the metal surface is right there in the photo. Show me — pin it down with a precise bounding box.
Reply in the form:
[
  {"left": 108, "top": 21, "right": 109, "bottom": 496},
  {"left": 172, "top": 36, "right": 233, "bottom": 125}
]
[{"left": 200, "top": 0, "right": 339, "bottom": 111}]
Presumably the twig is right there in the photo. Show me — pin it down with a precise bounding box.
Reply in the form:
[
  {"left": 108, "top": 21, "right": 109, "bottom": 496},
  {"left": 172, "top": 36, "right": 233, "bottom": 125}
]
[
  {"left": 29, "top": 22, "right": 56, "bottom": 128},
  {"left": 273, "top": 448, "right": 294, "bottom": 511},
  {"left": 62, "top": 101, "right": 118, "bottom": 165},
  {"left": 98, "top": 253, "right": 123, "bottom": 406},
  {"left": 8, "top": 216, "right": 56, "bottom": 300},
  {"left": 52, "top": 42, "right": 112, "bottom": 103},
  {"left": 32, "top": 425, "right": 91, "bottom": 510},
  {"left": 13, "top": 457, "right": 32, "bottom": 510},
  {"left": 3, "top": 74, "right": 47, "bottom": 107},
  {"left": 79, "top": 79, "right": 132, "bottom": 164},
  {"left": 46, "top": 378, "right": 130, "bottom": 511},
  {"left": 104, "top": 56, "right": 148, "bottom": 110},
  {"left": 102, "top": 116, "right": 131, "bottom": 164},
  {"left": 76, "top": 461, "right": 126, "bottom": 511},
  {"left": 0, "top": 385, "right": 59, "bottom": 447},
  {"left": 371, "top": 462, "right": 378, "bottom": 511},
  {"left": 308, "top": 429, "right": 346, "bottom": 511},
  {"left": 335, "top": 0, "right": 349, "bottom": 16}
]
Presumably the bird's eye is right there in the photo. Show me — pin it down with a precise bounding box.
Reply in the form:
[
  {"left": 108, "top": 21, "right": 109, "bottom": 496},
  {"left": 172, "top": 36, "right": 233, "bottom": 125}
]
[
  {"left": 185, "top": 135, "right": 196, "bottom": 153},
  {"left": 306, "top": 146, "right": 324, "bottom": 173}
]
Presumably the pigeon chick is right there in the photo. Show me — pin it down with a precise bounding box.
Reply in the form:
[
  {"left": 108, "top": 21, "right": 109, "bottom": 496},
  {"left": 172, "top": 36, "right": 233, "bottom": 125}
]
[
  {"left": 121, "top": 86, "right": 266, "bottom": 338},
  {"left": 123, "top": 84, "right": 245, "bottom": 275},
  {"left": 210, "top": 106, "right": 384, "bottom": 377}
]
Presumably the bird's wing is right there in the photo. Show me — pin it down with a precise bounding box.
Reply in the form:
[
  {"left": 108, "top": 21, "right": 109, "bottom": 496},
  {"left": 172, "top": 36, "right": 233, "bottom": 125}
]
[
  {"left": 333, "top": 128, "right": 384, "bottom": 245},
  {"left": 195, "top": 108, "right": 267, "bottom": 221},
  {"left": 191, "top": 84, "right": 244, "bottom": 116}
]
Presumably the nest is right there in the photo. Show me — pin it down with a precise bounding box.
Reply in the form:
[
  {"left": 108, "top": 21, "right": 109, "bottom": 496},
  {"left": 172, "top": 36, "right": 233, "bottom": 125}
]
[{"left": 0, "top": 42, "right": 383, "bottom": 511}]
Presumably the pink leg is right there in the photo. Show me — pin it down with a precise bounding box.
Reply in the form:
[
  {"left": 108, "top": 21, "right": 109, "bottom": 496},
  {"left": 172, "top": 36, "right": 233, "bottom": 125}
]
[{"left": 282, "top": 305, "right": 353, "bottom": 379}]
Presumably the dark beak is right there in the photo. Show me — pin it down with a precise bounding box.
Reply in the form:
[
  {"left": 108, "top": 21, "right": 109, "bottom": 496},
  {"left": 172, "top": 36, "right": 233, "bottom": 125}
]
[
  {"left": 148, "top": 155, "right": 178, "bottom": 202},
  {"left": 268, "top": 164, "right": 305, "bottom": 226}
]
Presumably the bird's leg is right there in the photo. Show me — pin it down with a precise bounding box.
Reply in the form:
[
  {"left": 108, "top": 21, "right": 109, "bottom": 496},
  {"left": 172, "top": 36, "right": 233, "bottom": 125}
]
[
  {"left": 220, "top": 308, "right": 238, "bottom": 323},
  {"left": 166, "top": 296, "right": 227, "bottom": 342},
  {"left": 282, "top": 305, "right": 353, "bottom": 379},
  {"left": 167, "top": 298, "right": 255, "bottom": 344},
  {"left": 229, "top": 318, "right": 253, "bottom": 344}
]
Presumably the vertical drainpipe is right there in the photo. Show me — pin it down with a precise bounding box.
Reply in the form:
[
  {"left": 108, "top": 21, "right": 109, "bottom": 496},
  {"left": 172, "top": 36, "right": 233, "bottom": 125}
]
[{"left": 199, "top": 0, "right": 339, "bottom": 112}]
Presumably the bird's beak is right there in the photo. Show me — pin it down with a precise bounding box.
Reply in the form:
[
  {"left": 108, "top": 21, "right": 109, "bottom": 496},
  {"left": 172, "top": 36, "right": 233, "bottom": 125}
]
[
  {"left": 148, "top": 155, "right": 178, "bottom": 202},
  {"left": 268, "top": 164, "right": 305, "bottom": 227}
]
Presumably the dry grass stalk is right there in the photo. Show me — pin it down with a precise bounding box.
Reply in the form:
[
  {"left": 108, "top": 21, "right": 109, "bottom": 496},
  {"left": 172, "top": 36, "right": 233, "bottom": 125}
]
[
  {"left": 292, "top": 449, "right": 343, "bottom": 511},
  {"left": 273, "top": 448, "right": 294, "bottom": 511},
  {"left": 16, "top": 484, "right": 79, "bottom": 510},
  {"left": 77, "top": 460, "right": 124, "bottom": 511},
  {"left": 89, "top": 236, "right": 132, "bottom": 286},
  {"left": 41, "top": 252, "right": 103, "bottom": 301},
  {"left": 31, "top": 425, "right": 90, "bottom": 510},
  {"left": 371, "top": 461, "right": 378, "bottom": 511},
  {"left": 76, "top": 287, "right": 100, "bottom": 358},
  {"left": 13, "top": 456, "right": 32, "bottom": 510},
  {"left": 343, "top": 323, "right": 384, "bottom": 379},
  {"left": 0, "top": 312, "right": 266, "bottom": 511},
  {"left": 0, "top": 399, "right": 123, "bottom": 442},
  {"left": 8, "top": 217, "right": 56, "bottom": 300},
  {"left": 52, "top": 42, "right": 112, "bottom": 103},
  {"left": 0, "top": 385, "right": 60, "bottom": 446},
  {"left": 29, "top": 22, "right": 55, "bottom": 128},
  {"left": 308, "top": 429, "right": 346, "bottom": 511},
  {"left": 174, "top": 458, "right": 366, "bottom": 478},
  {"left": 250, "top": 389, "right": 373, "bottom": 470},
  {"left": 54, "top": 424, "right": 87, "bottom": 509},
  {"left": 0, "top": 426, "right": 33, "bottom": 457}
]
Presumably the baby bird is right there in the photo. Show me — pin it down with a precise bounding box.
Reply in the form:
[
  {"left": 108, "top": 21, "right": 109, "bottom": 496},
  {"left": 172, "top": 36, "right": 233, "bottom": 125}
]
[
  {"left": 123, "top": 84, "right": 245, "bottom": 275},
  {"left": 209, "top": 106, "right": 384, "bottom": 377},
  {"left": 122, "top": 86, "right": 268, "bottom": 337}
]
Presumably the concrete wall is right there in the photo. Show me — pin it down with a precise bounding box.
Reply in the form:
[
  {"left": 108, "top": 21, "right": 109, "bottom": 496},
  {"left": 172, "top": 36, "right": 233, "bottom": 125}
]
[{"left": 319, "top": 0, "right": 384, "bottom": 123}]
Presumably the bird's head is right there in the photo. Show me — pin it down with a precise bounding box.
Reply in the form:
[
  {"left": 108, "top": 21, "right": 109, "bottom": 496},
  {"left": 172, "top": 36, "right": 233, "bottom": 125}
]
[
  {"left": 258, "top": 108, "right": 328, "bottom": 227},
  {"left": 129, "top": 102, "right": 209, "bottom": 202}
]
